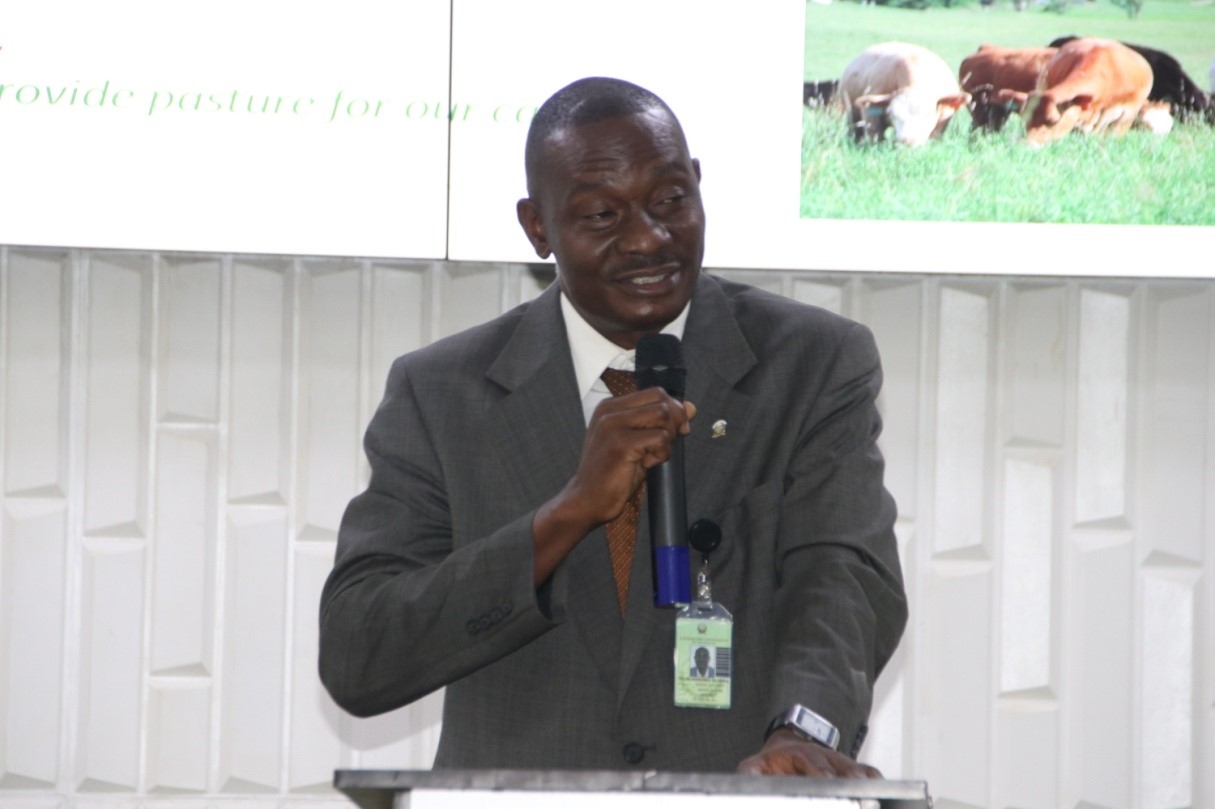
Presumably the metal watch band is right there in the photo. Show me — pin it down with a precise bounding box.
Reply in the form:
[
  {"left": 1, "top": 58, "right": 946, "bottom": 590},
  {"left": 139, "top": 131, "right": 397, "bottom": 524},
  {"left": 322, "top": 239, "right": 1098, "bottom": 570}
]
[{"left": 764, "top": 704, "right": 841, "bottom": 751}]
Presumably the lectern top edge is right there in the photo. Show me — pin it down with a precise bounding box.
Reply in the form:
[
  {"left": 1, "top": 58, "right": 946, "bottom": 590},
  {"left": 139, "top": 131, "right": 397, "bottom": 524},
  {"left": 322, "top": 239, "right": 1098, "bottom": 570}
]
[{"left": 333, "top": 769, "right": 932, "bottom": 809}]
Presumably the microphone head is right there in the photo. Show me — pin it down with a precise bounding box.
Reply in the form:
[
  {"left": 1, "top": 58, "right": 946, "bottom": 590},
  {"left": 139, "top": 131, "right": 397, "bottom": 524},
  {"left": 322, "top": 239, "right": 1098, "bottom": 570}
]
[{"left": 635, "top": 333, "right": 686, "bottom": 398}]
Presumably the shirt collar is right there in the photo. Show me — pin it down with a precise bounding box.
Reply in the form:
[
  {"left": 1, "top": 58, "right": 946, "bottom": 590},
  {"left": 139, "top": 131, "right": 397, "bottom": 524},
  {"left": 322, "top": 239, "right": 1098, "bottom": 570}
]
[{"left": 560, "top": 291, "right": 691, "bottom": 401}]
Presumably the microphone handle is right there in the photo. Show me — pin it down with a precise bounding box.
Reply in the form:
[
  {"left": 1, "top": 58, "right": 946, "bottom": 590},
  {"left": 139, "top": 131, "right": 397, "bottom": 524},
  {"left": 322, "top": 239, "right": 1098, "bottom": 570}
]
[{"left": 648, "top": 438, "right": 691, "bottom": 607}]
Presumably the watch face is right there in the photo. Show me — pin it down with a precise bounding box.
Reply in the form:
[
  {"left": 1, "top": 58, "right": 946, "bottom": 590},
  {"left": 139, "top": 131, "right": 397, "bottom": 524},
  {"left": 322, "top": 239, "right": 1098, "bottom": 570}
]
[{"left": 791, "top": 706, "right": 840, "bottom": 750}]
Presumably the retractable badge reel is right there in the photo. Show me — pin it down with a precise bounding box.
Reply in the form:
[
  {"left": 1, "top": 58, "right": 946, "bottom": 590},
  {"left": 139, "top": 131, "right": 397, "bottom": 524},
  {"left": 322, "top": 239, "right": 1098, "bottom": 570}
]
[{"left": 673, "top": 519, "right": 733, "bottom": 709}]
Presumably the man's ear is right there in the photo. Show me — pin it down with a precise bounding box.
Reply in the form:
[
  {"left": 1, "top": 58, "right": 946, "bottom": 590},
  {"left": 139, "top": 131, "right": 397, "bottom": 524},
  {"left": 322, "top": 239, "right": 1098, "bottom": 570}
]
[{"left": 516, "top": 198, "right": 551, "bottom": 259}]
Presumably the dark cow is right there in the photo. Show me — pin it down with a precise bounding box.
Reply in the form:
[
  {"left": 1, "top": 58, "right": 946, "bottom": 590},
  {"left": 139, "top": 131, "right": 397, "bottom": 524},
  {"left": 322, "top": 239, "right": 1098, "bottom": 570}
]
[
  {"left": 1050, "top": 35, "right": 1210, "bottom": 122},
  {"left": 803, "top": 79, "right": 840, "bottom": 109},
  {"left": 959, "top": 45, "right": 1057, "bottom": 131}
]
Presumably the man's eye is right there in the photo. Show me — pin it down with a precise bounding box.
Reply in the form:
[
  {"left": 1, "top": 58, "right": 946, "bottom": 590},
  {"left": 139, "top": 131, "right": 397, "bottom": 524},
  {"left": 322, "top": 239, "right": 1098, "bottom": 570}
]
[
  {"left": 583, "top": 210, "right": 615, "bottom": 221},
  {"left": 658, "top": 193, "right": 685, "bottom": 206}
]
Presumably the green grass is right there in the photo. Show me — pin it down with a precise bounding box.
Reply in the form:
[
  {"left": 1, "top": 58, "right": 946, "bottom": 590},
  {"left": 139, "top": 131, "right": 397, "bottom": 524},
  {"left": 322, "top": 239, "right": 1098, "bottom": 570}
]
[{"left": 801, "top": 0, "right": 1215, "bottom": 225}]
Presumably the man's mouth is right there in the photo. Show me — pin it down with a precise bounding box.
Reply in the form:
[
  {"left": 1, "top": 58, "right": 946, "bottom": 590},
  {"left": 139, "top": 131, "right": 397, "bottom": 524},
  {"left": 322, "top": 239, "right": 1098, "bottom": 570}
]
[{"left": 629, "top": 272, "right": 670, "bottom": 285}]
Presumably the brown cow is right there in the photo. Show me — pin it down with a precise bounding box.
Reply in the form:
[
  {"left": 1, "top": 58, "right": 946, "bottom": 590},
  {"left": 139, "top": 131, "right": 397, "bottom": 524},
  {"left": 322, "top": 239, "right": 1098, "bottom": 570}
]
[
  {"left": 1021, "top": 38, "right": 1153, "bottom": 146},
  {"left": 958, "top": 45, "right": 1057, "bottom": 132}
]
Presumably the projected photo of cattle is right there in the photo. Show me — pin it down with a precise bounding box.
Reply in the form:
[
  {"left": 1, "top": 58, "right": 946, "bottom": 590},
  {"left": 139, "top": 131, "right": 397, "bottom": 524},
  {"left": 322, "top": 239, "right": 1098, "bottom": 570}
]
[{"left": 800, "top": 0, "right": 1215, "bottom": 225}]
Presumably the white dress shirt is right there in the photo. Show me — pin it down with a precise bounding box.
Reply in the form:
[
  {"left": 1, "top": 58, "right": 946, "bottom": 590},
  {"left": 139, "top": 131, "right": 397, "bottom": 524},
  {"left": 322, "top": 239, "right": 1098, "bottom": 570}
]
[{"left": 559, "top": 291, "right": 690, "bottom": 426}]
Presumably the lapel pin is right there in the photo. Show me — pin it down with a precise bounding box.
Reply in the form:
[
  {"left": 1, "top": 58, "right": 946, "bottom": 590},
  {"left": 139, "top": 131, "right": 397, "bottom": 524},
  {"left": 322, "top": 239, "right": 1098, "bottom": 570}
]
[{"left": 710, "top": 419, "right": 727, "bottom": 439}]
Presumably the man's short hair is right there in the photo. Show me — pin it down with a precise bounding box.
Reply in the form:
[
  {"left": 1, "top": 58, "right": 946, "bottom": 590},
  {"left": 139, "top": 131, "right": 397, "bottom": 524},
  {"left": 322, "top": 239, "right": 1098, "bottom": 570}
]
[{"left": 524, "top": 77, "right": 683, "bottom": 196}]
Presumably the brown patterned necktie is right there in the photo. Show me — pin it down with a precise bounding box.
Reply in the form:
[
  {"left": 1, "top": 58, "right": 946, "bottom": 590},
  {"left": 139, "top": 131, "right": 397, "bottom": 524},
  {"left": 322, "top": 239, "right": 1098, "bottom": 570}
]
[{"left": 601, "top": 367, "right": 644, "bottom": 615}]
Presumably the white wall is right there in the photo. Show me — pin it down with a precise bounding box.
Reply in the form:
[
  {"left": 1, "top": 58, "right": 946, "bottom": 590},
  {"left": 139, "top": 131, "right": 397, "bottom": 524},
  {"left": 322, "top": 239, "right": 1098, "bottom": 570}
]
[{"left": 0, "top": 245, "right": 1211, "bottom": 809}]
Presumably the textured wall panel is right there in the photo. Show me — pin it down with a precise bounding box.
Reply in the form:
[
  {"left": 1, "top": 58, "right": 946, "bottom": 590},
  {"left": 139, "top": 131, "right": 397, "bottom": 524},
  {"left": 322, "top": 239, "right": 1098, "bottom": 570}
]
[
  {"left": 351, "top": 692, "right": 443, "bottom": 770},
  {"left": 716, "top": 270, "right": 783, "bottom": 296},
  {"left": 864, "top": 520, "right": 913, "bottom": 778},
  {"left": 438, "top": 265, "right": 502, "bottom": 339},
  {"left": 147, "top": 682, "right": 211, "bottom": 793},
  {"left": 862, "top": 281, "right": 922, "bottom": 521},
  {"left": 919, "top": 565, "right": 991, "bottom": 808},
  {"left": 158, "top": 257, "right": 222, "bottom": 423},
  {"left": 1066, "top": 533, "right": 1133, "bottom": 808},
  {"left": 1140, "top": 288, "right": 1210, "bottom": 564},
  {"left": 992, "top": 701, "right": 1058, "bottom": 809},
  {"left": 228, "top": 259, "right": 291, "bottom": 505},
  {"left": 288, "top": 544, "right": 346, "bottom": 791},
  {"left": 999, "top": 458, "right": 1054, "bottom": 694},
  {"left": 1075, "top": 289, "right": 1130, "bottom": 524},
  {"left": 368, "top": 264, "right": 429, "bottom": 419},
  {"left": 1140, "top": 570, "right": 1194, "bottom": 809},
  {"left": 792, "top": 279, "right": 844, "bottom": 314},
  {"left": 150, "top": 432, "right": 217, "bottom": 674},
  {"left": 1006, "top": 284, "right": 1066, "bottom": 448},
  {"left": 83, "top": 256, "right": 150, "bottom": 537},
  {"left": 514, "top": 265, "right": 552, "bottom": 306},
  {"left": 0, "top": 503, "right": 67, "bottom": 786},
  {"left": 298, "top": 263, "right": 361, "bottom": 542},
  {"left": 3, "top": 251, "right": 69, "bottom": 497},
  {"left": 77, "top": 541, "right": 145, "bottom": 790},
  {"left": 220, "top": 511, "right": 288, "bottom": 792},
  {"left": 933, "top": 286, "right": 990, "bottom": 555}
]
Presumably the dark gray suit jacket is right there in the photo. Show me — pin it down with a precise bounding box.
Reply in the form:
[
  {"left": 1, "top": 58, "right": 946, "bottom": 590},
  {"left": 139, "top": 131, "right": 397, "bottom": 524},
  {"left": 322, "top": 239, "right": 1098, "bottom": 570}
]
[{"left": 319, "top": 274, "right": 906, "bottom": 771}]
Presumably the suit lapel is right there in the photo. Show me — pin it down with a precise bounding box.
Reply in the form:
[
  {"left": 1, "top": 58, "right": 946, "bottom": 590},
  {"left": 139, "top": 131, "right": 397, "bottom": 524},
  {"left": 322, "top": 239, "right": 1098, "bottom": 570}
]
[
  {"left": 484, "top": 285, "right": 623, "bottom": 688},
  {"left": 615, "top": 274, "right": 757, "bottom": 709}
]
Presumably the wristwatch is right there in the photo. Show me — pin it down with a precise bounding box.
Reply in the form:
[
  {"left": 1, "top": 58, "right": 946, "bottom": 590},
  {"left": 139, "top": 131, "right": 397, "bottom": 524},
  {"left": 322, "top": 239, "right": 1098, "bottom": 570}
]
[{"left": 764, "top": 704, "right": 841, "bottom": 751}]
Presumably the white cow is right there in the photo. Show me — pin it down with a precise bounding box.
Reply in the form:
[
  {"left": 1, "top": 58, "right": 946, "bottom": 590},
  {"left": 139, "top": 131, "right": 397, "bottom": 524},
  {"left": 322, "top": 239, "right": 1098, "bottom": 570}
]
[{"left": 840, "top": 41, "right": 970, "bottom": 146}]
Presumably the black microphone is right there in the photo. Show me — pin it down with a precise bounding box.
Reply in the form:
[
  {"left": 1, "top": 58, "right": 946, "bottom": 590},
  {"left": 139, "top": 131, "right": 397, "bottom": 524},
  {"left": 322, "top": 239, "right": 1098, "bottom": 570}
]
[{"left": 635, "top": 333, "right": 691, "bottom": 607}]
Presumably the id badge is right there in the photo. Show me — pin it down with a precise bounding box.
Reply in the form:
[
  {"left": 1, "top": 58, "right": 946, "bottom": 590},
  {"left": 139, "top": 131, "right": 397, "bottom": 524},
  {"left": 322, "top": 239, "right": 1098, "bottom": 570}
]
[{"left": 673, "top": 600, "right": 733, "bottom": 709}]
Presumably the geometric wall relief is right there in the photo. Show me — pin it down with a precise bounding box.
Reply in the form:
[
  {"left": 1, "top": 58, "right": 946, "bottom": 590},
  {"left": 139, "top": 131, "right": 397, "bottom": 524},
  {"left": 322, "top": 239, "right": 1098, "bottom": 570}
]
[
  {"left": 1006, "top": 283, "right": 1067, "bottom": 448},
  {"left": 157, "top": 255, "right": 222, "bottom": 424},
  {"left": 791, "top": 277, "right": 845, "bottom": 314},
  {"left": 84, "top": 255, "right": 152, "bottom": 538},
  {"left": 349, "top": 693, "right": 443, "bottom": 770},
  {"left": 933, "top": 285, "right": 991, "bottom": 556},
  {"left": 220, "top": 511, "right": 288, "bottom": 793},
  {"left": 367, "top": 263, "right": 432, "bottom": 417},
  {"left": 1066, "top": 531, "right": 1133, "bottom": 809},
  {"left": 862, "top": 280, "right": 923, "bottom": 523},
  {"left": 918, "top": 564, "right": 991, "bottom": 809},
  {"left": 865, "top": 518, "right": 914, "bottom": 780},
  {"left": 229, "top": 259, "right": 292, "bottom": 506},
  {"left": 1140, "top": 569, "right": 1196, "bottom": 809},
  {"left": 438, "top": 263, "right": 506, "bottom": 340},
  {"left": 0, "top": 503, "right": 68, "bottom": 788},
  {"left": 288, "top": 543, "right": 347, "bottom": 792},
  {"left": 151, "top": 431, "right": 218, "bottom": 676},
  {"left": 1074, "top": 287, "right": 1131, "bottom": 525},
  {"left": 1139, "top": 286, "right": 1210, "bottom": 564},
  {"left": 992, "top": 699, "right": 1058, "bottom": 809},
  {"left": 2, "top": 250, "right": 70, "bottom": 498},
  {"left": 76, "top": 540, "right": 145, "bottom": 791},
  {"left": 999, "top": 458, "right": 1054, "bottom": 695},
  {"left": 147, "top": 680, "right": 211, "bottom": 793},
  {"left": 298, "top": 262, "right": 363, "bottom": 543}
]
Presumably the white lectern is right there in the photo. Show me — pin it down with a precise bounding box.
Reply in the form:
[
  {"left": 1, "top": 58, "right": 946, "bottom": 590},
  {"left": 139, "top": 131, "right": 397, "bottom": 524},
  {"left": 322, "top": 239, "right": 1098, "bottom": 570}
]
[{"left": 334, "top": 769, "right": 932, "bottom": 809}]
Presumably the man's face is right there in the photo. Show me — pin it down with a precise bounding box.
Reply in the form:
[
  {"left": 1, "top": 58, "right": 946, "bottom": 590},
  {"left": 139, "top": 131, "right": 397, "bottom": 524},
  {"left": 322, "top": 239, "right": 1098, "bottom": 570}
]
[
  {"left": 694, "top": 647, "right": 710, "bottom": 671},
  {"left": 517, "top": 109, "right": 705, "bottom": 349}
]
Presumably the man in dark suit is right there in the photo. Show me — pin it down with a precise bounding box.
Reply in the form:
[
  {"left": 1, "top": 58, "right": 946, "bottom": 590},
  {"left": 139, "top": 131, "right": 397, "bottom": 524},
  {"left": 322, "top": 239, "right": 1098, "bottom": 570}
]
[
  {"left": 319, "top": 77, "right": 906, "bottom": 776},
  {"left": 691, "top": 647, "right": 716, "bottom": 678}
]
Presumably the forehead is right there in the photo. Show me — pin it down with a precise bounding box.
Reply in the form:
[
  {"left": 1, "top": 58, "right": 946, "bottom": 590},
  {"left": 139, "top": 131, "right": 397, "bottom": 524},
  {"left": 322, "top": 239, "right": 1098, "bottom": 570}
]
[{"left": 533, "top": 109, "right": 693, "bottom": 200}]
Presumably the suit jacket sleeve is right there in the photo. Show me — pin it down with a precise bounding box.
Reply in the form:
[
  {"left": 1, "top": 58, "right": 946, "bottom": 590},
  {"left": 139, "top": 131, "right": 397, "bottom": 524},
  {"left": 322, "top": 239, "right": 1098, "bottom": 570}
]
[
  {"left": 767, "top": 321, "right": 907, "bottom": 757},
  {"left": 317, "top": 356, "right": 566, "bottom": 718}
]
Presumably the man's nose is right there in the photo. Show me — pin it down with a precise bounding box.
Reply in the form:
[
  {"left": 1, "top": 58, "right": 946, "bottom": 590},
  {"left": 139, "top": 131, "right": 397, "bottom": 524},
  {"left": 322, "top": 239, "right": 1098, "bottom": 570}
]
[{"left": 616, "top": 209, "right": 669, "bottom": 254}]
